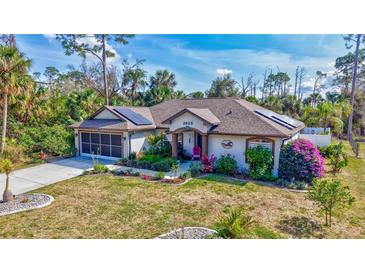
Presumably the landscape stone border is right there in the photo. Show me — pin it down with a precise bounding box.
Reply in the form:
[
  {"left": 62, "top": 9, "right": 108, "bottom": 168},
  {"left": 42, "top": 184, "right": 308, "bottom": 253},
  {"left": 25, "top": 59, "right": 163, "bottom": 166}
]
[
  {"left": 156, "top": 227, "right": 217, "bottom": 239},
  {"left": 0, "top": 194, "right": 54, "bottom": 216}
]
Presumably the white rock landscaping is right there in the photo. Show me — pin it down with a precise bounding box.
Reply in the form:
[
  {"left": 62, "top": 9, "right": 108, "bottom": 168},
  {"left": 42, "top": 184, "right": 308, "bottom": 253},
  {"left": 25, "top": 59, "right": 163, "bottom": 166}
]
[
  {"left": 157, "top": 227, "right": 217, "bottom": 239},
  {"left": 0, "top": 194, "right": 54, "bottom": 216}
]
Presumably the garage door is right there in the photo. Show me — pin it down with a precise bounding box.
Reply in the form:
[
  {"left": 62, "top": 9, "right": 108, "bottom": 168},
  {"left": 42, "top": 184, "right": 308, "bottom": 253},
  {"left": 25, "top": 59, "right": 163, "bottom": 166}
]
[{"left": 81, "top": 132, "right": 123, "bottom": 158}]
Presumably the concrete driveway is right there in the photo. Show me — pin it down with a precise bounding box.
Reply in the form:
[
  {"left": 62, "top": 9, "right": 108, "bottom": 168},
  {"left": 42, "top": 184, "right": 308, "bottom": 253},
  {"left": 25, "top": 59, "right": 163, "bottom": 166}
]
[{"left": 0, "top": 157, "right": 115, "bottom": 196}]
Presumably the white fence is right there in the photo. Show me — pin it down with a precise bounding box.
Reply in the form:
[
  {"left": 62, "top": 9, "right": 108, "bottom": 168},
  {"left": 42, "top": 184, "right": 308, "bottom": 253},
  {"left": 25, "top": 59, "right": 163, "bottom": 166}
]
[
  {"left": 299, "top": 127, "right": 331, "bottom": 147},
  {"left": 301, "top": 127, "right": 330, "bottom": 135}
]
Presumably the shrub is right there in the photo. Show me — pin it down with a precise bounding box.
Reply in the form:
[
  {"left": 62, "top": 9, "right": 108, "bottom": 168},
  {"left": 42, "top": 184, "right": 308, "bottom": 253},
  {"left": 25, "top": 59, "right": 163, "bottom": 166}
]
[
  {"left": 139, "top": 154, "right": 163, "bottom": 164},
  {"left": 179, "top": 171, "right": 192, "bottom": 179},
  {"left": 200, "top": 154, "right": 216, "bottom": 173},
  {"left": 155, "top": 171, "right": 165, "bottom": 180},
  {"left": 245, "top": 146, "right": 273, "bottom": 180},
  {"left": 137, "top": 160, "right": 152, "bottom": 170},
  {"left": 128, "top": 152, "right": 137, "bottom": 160},
  {"left": 307, "top": 179, "right": 355, "bottom": 227},
  {"left": 326, "top": 142, "right": 348, "bottom": 175},
  {"left": 151, "top": 160, "right": 171, "bottom": 172},
  {"left": 189, "top": 162, "right": 201, "bottom": 177},
  {"left": 93, "top": 163, "right": 109, "bottom": 174},
  {"left": 17, "top": 125, "right": 74, "bottom": 156},
  {"left": 0, "top": 140, "right": 26, "bottom": 164},
  {"left": 115, "top": 158, "right": 128, "bottom": 166},
  {"left": 171, "top": 162, "right": 180, "bottom": 176},
  {"left": 145, "top": 132, "right": 172, "bottom": 157},
  {"left": 126, "top": 159, "right": 138, "bottom": 167},
  {"left": 215, "top": 154, "right": 237, "bottom": 175},
  {"left": 214, "top": 207, "right": 254, "bottom": 239},
  {"left": 279, "top": 139, "right": 324, "bottom": 184},
  {"left": 318, "top": 146, "right": 330, "bottom": 158}
]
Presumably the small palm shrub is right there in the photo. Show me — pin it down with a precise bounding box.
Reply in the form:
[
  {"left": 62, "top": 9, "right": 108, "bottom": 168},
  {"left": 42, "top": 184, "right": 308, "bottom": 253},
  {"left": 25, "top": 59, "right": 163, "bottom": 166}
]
[
  {"left": 245, "top": 146, "right": 273, "bottom": 180},
  {"left": 189, "top": 162, "right": 201, "bottom": 177},
  {"left": 93, "top": 163, "right": 109, "bottom": 174},
  {"left": 215, "top": 154, "right": 237, "bottom": 175},
  {"left": 214, "top": 207, "right": 254, "bottom": 239},
  {"left": 155, "top": 171, "right": 165, "bottom": 180},
  {"left": 145, "top": 132, "right": 172, "bottom": 157},
  {"left": 326, "top": 142, "right": 348, "bottom": 174},
  {"left": 279, "top": 139, "right": 324, "bottom": 184},
  {"left": 179, "top": 171, "right": 192, "bottom": 179}
]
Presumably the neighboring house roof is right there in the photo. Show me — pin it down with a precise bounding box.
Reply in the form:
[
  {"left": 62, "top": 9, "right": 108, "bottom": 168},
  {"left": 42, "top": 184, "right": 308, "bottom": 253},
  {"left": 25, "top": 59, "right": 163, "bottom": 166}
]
[
  {"left": 162, "top": 108, "right": 221, "bottom": 125},
  {"left": 69, "top": 98, "right": 304, "bottom": 137}
]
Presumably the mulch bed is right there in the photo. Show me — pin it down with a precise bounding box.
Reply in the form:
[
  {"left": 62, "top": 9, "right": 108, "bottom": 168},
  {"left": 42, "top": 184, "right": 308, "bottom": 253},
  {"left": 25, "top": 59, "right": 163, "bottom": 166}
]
[{"left": 0, "top": 194, "right": 54, "bottom": 216}]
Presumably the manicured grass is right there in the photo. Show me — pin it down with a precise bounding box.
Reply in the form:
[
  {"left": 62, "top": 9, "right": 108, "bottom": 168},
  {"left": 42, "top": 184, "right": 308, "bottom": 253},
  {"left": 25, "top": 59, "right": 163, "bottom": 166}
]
[{"left": 0, "top": 141, "right": 364, "bottom": 239}]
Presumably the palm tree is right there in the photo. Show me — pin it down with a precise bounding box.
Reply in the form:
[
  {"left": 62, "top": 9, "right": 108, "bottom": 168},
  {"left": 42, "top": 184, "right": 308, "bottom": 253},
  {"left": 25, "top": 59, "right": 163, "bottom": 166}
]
[
  {"left": 144, "top": 86, "right": 174, "bottom": 106},
  {"left": 149, "top": 69, "right": 177, "bottom": 91},
  {"left": 0, "top": 159, "right": 13, "bottom": 202},
  {"left": 302, "top": 101, "right": 351, "bottom": 135},
  {"left": 124, "top": 67, "right": 147, "bottom": 106},
  {"left": 0, "top": 46, "right": 32, "bottom": 153}
]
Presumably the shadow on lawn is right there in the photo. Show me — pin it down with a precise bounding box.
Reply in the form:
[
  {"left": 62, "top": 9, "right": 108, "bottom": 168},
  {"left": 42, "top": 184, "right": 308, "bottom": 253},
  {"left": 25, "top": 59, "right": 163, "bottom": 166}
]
[{"left": 277, "top": 216, "right": 323, "bottom": 239}]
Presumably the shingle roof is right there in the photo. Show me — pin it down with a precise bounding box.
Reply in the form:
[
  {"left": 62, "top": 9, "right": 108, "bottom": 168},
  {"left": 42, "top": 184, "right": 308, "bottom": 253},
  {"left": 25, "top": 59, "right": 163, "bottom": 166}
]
[
  {"left": 70, "top": 98, "right": 304, "bottom": 137},
  {"left": 69, "top": 119, "right": 128, "bottom": 130},
  {"left": 150, "top": 98, "right": 304, "bottom": 137}
]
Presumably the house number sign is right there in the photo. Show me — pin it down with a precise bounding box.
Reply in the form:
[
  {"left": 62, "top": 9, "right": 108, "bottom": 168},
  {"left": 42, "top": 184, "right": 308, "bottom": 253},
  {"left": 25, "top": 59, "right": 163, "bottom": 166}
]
[
  {"left": 221, "top": 140, "right": 233, "bottom": 149},
  {"left": 183, "top": 121, "right": 193, "bottom": 126}
]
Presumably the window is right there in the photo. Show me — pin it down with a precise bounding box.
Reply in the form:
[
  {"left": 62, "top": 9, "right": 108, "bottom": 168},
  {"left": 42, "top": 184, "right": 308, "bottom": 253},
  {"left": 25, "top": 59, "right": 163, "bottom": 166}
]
[
  {"left": 81, "top": 132, "right": 123, "bottom": 158},
  {"left": 248, "top": 138, "right": 273, "bottom": 151}
]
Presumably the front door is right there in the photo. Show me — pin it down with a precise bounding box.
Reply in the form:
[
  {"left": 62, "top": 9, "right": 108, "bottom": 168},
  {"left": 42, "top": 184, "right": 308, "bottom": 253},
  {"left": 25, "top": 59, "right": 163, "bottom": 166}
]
[{"left": 195, "top": 132, "right": 202, "bottom": 154}]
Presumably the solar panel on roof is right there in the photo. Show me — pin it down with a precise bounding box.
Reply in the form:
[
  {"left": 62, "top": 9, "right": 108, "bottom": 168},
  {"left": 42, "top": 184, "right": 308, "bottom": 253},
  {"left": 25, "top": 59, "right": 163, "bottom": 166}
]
[
  {"left": 113, "top": 107, "right": 152, "bottom": 125},
  {"left": 254, "top": 109, "right": 298, "bottom": 130}
]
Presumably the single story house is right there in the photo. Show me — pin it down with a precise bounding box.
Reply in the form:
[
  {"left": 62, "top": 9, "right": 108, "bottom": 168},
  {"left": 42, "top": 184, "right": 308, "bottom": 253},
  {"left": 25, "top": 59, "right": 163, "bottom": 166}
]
[{"left": 69, "top": 98, "right": 305, "bottom": 175}]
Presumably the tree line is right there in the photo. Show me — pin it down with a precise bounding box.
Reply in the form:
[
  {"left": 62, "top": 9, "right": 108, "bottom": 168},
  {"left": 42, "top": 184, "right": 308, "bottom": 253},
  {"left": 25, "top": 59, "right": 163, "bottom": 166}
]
[{"left": 0, "top": 34, "right": 364, "bottom": 158}]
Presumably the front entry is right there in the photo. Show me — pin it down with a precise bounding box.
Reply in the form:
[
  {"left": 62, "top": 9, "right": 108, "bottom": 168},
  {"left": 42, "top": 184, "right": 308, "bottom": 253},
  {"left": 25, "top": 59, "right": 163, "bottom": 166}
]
[{"left": 195, "top": 132, "right": 202, "bottom": 155}]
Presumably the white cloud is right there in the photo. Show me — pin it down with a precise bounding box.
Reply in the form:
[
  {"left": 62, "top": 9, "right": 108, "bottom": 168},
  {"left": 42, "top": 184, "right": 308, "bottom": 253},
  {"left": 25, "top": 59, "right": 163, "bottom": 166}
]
[
  {"left": 42, "top": 34, "right": 120, "bottom": 62},
  {"left": 216, "top": 68, "right": 232, "bottom": 75}
]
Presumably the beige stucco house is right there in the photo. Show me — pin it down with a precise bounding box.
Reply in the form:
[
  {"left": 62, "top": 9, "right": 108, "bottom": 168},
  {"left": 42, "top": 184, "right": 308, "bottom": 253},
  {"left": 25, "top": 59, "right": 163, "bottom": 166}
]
[{"left": 69, "top": 98, "right": 304, "bottom": 175}]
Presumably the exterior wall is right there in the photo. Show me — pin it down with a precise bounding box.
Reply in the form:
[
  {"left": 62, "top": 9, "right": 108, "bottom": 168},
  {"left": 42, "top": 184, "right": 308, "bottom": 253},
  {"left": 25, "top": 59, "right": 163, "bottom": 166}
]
[
  {"left": 123, "top": 132, "right": 129, "bottom": 158},
  {"left": 94, "top": 109, "right": 120, "bottom": 119},
  {"left": 298, "top": 133, "right": 331, "bottom": 147},
  {"left": 208, "top": 134, "right": 283, "bottom": 176},
  {"left": 169, "top": 112, "right": 210, "bottom": 133},
  {"left": 129, "top": 130, "right": 152, "bottom": 154},
  {"left": 183, "top": 131, "right": 194, "bottom": 155},
  {"left": 208, "top": 134, "right": 249, "bottom": 171}
]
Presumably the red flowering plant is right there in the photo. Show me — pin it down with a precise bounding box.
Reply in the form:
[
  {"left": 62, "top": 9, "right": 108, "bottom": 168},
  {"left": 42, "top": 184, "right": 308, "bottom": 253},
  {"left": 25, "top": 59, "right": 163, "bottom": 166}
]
[
  {"left": 200, "top": 154, "right": 217, "bottom": 173},
  {"left": 141, "top": 175, "right": 152, "bottom": 180},
  {"left": 279, "top": 139, "right": 324, "bottom": 184},
  {"left": 39, "top": 151, "right": 48, "bottom": 161}
]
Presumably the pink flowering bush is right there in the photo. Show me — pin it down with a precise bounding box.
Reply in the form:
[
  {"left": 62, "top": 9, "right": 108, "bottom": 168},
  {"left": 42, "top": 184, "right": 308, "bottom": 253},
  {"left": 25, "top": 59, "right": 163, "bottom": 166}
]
[
  {"left": 200, "top": 154, "right": 217, "bottom": 173},
  {"left": 279, "top": 139, "right": 324, "bottom": 183}
]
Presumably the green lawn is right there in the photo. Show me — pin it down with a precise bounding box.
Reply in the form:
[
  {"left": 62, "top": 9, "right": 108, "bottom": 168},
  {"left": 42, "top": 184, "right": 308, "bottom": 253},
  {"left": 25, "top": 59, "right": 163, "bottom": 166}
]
[{"left": 0, "top": 141, "right": 364, "bottom": 239}]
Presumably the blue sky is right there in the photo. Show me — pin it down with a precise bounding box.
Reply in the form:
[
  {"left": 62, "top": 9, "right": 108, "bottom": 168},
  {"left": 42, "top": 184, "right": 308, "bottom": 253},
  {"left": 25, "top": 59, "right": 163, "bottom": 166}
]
[{"left": 15, "top": 34, "right": 349, "bottom": 95}]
